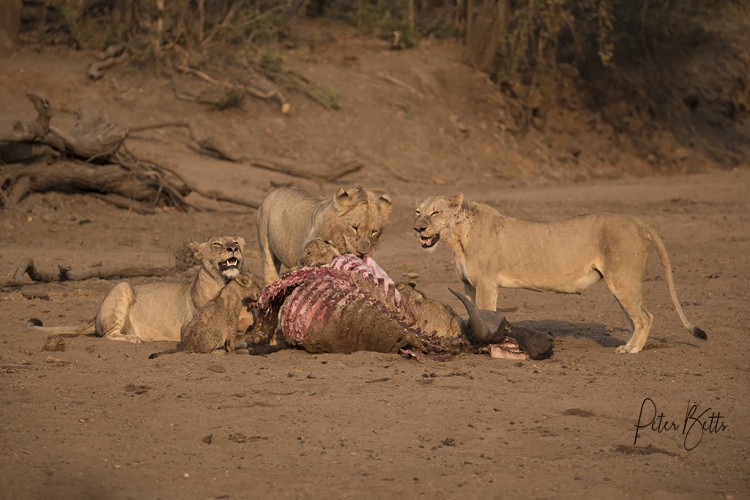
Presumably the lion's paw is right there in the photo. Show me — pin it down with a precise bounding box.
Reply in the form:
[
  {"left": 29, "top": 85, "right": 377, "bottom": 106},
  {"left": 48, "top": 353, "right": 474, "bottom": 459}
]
[{"left": 615, "top": 344, "right": 642, "bottom": 354}]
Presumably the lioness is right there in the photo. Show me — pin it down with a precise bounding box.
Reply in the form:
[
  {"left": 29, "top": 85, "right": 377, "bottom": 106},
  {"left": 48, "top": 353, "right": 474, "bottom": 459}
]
[
  {"left": 28, "top": 236, "right": 245, "bottom": 343},
  {"left": 256, "top": 185, "right": 392, "bottom": 283},
  {"left": 414, "top": 194, "right": 707, "bottom": 354},
  {"left": 149, "top": 273, "right": 262, "bottom": 358}
]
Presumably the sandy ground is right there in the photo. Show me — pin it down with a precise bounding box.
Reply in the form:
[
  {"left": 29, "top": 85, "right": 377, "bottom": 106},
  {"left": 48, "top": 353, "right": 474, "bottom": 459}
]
[{"left": 1, "top": 25, "right": 748, "bottom": 499}]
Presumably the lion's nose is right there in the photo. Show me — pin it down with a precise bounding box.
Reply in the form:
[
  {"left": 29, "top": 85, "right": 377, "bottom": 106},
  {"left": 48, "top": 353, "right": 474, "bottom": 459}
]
[
  {"left": 414, "top": 225, "right": 426, "bottom": 233},
  {"left": 227, "top": 243, "right": 239, "bottom": 252}
]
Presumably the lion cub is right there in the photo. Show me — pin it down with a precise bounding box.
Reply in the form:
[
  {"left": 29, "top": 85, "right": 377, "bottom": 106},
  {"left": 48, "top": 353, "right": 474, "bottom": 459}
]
[
  {"left": 299, "top": 238, "right": 341, "bottom": 267},
  {"left": 256, "top": 185, "right": 392, "bottom": 283},
  {"left": 149, "top": 273, "right": 262, "bottom": 358},
  {"left": 395, "top": 283, "right": 463, "bottom": 338}
]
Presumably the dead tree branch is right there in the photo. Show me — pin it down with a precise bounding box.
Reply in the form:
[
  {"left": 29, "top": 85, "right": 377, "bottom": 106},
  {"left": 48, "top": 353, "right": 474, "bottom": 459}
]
[
  {"left": 176, "top": 64, "right": 290, "bottom": 114},
  {"left": 187, "top": 131, "right": 363, "bottom": 182},
  {"left": 3, "top": 258, "right": 196, "bottom": 288},
  {"left": 0, "top": 93, "right": 260, "bottom": 211}
]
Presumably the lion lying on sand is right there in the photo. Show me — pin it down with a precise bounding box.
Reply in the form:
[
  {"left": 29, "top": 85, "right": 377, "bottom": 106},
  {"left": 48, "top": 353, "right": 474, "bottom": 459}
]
[
  {"left": 414, "top": 194, "right": 707, "bottom": 354},
  {"left": 28, "top": 235, "right": 245, "bottom": 343}
]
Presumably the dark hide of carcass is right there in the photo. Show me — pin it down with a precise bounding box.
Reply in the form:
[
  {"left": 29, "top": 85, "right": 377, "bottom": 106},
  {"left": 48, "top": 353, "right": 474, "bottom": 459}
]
[
  {"left": 448, "top": 288, "right": 554, "bottom": 360},
  {"left": 250, "top": 255, "right": 553, "bottom": 360},
  {"left": 252, "top": 256, "right": 467, "bottom": 355}
]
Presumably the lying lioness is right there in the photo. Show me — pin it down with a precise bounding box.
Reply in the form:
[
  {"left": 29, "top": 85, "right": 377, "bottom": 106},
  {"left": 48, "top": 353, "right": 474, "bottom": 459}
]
[
  {"left": 414, "top": 194, "right": 707, "bottom": 354},
  {"left": 28, "top": 236, "right": 245, "bottom": 343}
]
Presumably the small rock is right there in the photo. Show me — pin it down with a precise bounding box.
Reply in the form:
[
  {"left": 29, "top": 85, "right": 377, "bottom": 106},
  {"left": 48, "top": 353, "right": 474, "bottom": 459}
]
[
  {"left": 441, "top": 437, "right": 456, "bottom": 447},
  {"left": 43, "top": 336, "right": 65, "bottom": 352}
]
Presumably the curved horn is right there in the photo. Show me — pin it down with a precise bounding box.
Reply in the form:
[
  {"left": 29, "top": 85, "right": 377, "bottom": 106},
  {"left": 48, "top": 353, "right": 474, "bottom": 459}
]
[{"left": 449, "top": 288, "right": 507, "bottom": 344}]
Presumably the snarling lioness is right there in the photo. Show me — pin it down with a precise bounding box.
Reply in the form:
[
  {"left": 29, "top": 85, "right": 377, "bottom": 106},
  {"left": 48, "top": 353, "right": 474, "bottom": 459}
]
[
  {"left": 28, "top": 236, "right": 245, "bottom": 343},
  {"left": 414, "top": 194, "right": 707, "bottom": 354},
  {"left": 256, "top": 185, "right": 392, "bottom": 283}
]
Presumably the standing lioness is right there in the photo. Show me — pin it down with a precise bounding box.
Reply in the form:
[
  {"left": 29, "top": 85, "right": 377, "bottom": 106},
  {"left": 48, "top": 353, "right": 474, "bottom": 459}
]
[
  {"left": 413, "top": 194, "right": 707, "bottom": 354},
  {"left": 256, "top": 185, "right": 392, "bottom": 283}
]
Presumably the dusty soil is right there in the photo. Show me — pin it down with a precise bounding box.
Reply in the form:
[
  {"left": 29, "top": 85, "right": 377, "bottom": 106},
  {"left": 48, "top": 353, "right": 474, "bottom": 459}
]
[{"left": 1, "top": 20, "right": 748, "bottom": 499}]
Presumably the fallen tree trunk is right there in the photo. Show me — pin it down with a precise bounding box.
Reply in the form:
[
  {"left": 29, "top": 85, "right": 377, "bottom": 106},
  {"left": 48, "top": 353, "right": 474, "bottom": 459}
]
[
  {"left": 0, "top": 161, "right": 188, "bottom": 212},
  {"left": 4, "top": 92, "right": 128, "bottom": 161},
  {"left": 1, "top": 161, "right": 186, "bottom": 202},
  {"left": 3, "top": 258, "right": 186, "bottom": 287},
  {"left": 0, "top": 92, "right": 259, "bottom": 211}
]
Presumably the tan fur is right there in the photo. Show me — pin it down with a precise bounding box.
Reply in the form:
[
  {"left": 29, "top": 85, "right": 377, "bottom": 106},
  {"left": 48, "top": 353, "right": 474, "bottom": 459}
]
[
  {"left": 396, "top": 283, "right": 463, "bottom": 338},
  {"left": 299, "top": 238, "right": 341, "bottom": 267},
  {"left": 256, "top": 185, "right": 392, "bottom": 283},
  {"left": 29, "top": 236, "right": 245, "bottom": 343},
  {"left": 180, "top": 273, "right": 262, "bottom": 354},
  {"left": 414, "top": 195, "right": 707, "bottom": 354}
]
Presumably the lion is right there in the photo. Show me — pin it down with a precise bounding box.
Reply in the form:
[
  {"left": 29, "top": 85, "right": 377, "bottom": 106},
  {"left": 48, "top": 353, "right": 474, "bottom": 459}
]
[
  {"left": 395, "top": 282, "right": 463, "bottom": 338},
  {"left": 299, "top": 238, "right": 341, "bottom": 267},
  {"left": 148, "top": 272, "right": 262, "bottom": 358},
  {"left": 413, "top": 194, "right": 707, "bottom": 354},
  {"left": 28, "top": 236, "right": 246, "bottom": 343},
  {"left": 256, "top": 185, "right": 392, "bottom": 284}
]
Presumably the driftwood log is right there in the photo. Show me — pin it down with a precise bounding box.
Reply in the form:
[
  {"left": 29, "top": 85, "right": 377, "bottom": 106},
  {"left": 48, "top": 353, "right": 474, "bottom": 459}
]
[
  {"left": 4, "top": 259, "right": 188, "bottom": 287},
  {"left": 1, "top": 92, "right": 365, "bottom": 209},
  {"left": 0, "top": 161, "right": 187, "bottom": 214},
  {"left": 2, "top": 242, "right": 200, "bottom": 288},
  {"left": 0, "top": 92, "right": 259, "bottom": 211},
  {"left": 3, "top": 92, "right": 128, "bottom": 160}
]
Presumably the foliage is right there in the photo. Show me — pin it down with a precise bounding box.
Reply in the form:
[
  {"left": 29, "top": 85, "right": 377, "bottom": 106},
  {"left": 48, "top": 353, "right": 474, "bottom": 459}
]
[
  {"left": 31, "top": 1, "right": 290, "bottom": 53},
  {"left": 461, "top": 0, "right": 615, "bottom": 82},
  {"left": 21, "top": 0, "right": 748, "bottom": 148},
  {"left": 457, "top": 0, "right": 748, "bottom": 140}
]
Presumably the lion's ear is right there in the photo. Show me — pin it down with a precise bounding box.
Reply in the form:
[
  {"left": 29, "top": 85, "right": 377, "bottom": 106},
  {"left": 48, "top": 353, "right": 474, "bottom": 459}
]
[
  {"left": 334, "top": 187, "right": 356, "bottom": 209},
  {"left": 189, "top": 241, "right": 206, "bottom": 260},
  {"left": 449, "top": 193, "right": 464, "bottom": 210},
  {"left": 377, "top": 193, "right": 393, "bottom": 213}
]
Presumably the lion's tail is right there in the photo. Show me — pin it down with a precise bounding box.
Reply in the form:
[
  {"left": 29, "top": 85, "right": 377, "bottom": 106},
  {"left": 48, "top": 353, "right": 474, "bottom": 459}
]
[
  {"left": 148, "top": 348, "right": 180, "bottom": 359},
  {"left": 643, "top": 225, "right": 708, "bottom": 341},
  {"left": 26, "top": 318, "right": 96, "bottom": 336}
]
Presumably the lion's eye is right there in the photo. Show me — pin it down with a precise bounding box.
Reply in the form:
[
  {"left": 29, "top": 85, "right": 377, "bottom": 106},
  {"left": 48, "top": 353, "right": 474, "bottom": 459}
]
[
  {"left": 211, "top": 242, "right": 222, "bottom": 248},
  {"left": 414, "top": 210, "right": 420, "bottom": 216},
  {"left": 350, "top": 225, "right": 359, "bottom": 234},
  {"left": 430, "top": 210, "right": 441, "bottom": 216},
  {"left": 371, "top": 229, "right": 379, "bottom": 236}
]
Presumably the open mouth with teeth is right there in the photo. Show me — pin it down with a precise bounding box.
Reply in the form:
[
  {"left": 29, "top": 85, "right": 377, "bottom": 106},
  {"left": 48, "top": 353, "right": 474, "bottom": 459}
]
[
  {"left": 419, "top": 234, "right": 440, "bottom": 248},
  {"left": 219, "top": 256, "right": 241, "bottom": 276},
  {"left": 489, "top": 337, "right": 528, "bottom": 360}
]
